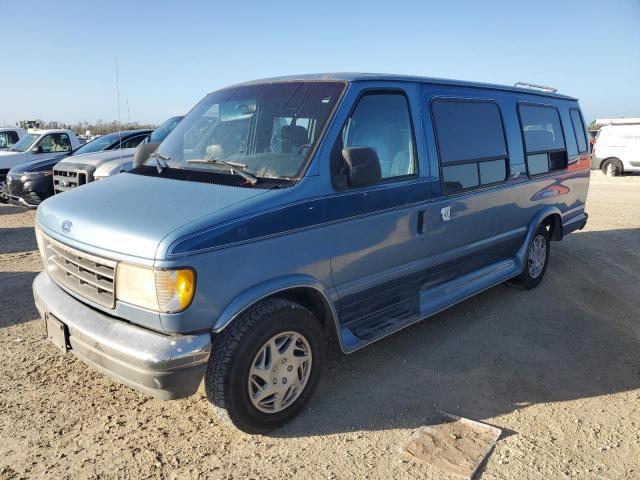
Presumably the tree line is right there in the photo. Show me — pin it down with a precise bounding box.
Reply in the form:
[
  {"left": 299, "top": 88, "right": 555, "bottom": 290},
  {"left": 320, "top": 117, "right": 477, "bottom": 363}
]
[{"left": 17, "top": 119, "right": 157, "bottom": 135}]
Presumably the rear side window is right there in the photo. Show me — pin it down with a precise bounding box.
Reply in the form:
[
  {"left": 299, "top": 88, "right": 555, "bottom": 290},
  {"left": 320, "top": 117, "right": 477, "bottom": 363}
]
[
  {"left": 431, "top": 99, "right": 508, "bottom": 194},
  {"left": 519, "top": 104, "right": 567, "bottom": 175},
  {"left": 569, "top": 109, "right": 588, "bottom": 153}
]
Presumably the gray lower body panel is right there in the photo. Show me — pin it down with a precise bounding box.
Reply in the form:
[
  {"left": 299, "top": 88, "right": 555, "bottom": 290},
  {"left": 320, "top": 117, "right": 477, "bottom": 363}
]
[{"left": 33, "top": 272, "right": 211, "bottom": 400}]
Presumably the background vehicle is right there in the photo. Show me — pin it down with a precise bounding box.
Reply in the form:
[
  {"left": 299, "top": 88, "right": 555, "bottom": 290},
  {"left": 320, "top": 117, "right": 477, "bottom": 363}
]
[
  {"left": 0, "top": 129, "right": 80, "bottom": 203},
  {"left": 5, "top": 129, "right": 152, "bottom": 208},
  {"left": 53, "top": 117, "right": 182, "bottom": 193},
  {"left": 133, "top": 116, "right": 184, "bottom": 167},
  {"left": 591, "top": 123, "right": 640, "bottom": 176},
  {"left": 33, "top": 75, "right": 589, "bottom": 433},
  {"left": 0, "top": 127, "right": 28, "bottom": 151}
]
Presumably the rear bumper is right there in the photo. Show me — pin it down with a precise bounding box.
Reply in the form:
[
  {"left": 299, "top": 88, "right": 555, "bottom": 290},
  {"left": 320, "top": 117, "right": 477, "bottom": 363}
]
[
  {"left": 33, "top": 271, "right": 211, "bottom": 400},
  {"left": 563, "top": 212, "right": 588, "bottom": 236}
]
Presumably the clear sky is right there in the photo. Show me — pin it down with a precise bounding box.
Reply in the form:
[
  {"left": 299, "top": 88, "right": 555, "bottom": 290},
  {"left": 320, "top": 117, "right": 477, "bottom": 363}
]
[{"left": 1, "top": 0, "right": 638, "bottom": 126}]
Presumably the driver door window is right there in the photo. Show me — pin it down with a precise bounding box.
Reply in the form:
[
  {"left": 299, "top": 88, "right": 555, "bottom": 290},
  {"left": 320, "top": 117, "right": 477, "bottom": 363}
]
[
  {"left": 331, "top": 92, "right": 417, "bottom": 189},
  {"left": 37, "top": 133, "right": 71, "bottom": 153}
]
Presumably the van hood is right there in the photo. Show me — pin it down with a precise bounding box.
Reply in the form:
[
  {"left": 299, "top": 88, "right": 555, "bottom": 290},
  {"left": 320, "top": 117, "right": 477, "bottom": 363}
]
[
  {"left": 60, "top": 148, "right": 136, "bottom": 167},
  {"left": 36, "top": 172, "right": 269, "bottom": 260}
]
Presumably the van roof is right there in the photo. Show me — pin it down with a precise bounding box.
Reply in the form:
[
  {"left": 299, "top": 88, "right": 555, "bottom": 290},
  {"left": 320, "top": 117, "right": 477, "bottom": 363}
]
[{"left": 227, "top": 73, "right": 578, "bottom": 101}]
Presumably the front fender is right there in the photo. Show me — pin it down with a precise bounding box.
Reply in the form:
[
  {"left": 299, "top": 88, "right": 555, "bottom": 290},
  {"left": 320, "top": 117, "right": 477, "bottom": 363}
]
[{"left": 212, "top": 274, "right": 339, "bottom": 333}]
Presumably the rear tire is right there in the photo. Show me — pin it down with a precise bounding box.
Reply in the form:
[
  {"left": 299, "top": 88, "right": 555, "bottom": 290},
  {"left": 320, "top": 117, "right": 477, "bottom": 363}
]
[
  {"left": 205, "top": 298, "right": 324, "bottom": 434},
  {"left": 602, "top": 158, "right": 623, "bottom": 177},
  {"left": 514, "top": 224, "right": 550, "bottom": 290}
]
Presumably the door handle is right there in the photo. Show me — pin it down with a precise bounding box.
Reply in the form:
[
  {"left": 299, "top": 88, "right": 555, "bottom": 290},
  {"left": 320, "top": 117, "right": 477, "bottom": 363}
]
[
  {"left": 441, "top": 206, "right": 451, "bottom": 222},
  {"left": 417, "top": 210, "right": 426, "bottom": 234}
]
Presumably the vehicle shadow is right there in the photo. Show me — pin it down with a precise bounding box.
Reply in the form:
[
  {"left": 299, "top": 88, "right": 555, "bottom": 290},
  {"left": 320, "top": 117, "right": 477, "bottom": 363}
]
[
  {"left": 0, "top": 204, "right": 28, "bottom": 216},
  {"left": 0, "top": 271, "right": 40, "bottom": 328},
  {"left": 0, "top": 227, "right": 37, "bottom": 254},
  {"left": 273, "top": 227, "right": 640, "bottom": 437}
]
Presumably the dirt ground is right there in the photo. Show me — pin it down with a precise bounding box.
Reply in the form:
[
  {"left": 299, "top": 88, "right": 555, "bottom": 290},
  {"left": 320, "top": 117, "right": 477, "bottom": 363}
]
[{"left": 1, "top": 172, "right": 639, "bottom": 480}]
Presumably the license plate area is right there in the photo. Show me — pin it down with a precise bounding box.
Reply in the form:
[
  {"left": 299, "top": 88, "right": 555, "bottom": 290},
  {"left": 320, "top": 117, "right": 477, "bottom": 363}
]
[{"left": 46, "top": 314, "right": 70, "bottom": 353}]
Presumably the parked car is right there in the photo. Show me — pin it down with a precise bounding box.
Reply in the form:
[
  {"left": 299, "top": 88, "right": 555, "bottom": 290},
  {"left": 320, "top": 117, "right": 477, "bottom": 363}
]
[
  {"left": 0, "top": 129, "right": 80, "bottom": 203},
  {"left": 32, "top": 74, "right": 590, "bottom": 433},
  {"left": 5, "top": 129, "right": 152, "bottom": 208},
  {"left": 0, "top": 127, "right": 28, "bottom": 151},
  {"left": 591, "top": 123, "right": 640, "bottom": 176},
  {"left": 53, "top": 118, "right": 182, "bottom": 193}
]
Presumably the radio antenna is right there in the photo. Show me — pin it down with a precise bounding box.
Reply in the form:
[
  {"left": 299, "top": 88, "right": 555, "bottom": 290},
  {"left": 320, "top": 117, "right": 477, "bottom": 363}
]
[{"left": 115, "top": 56, "right": 124, "bottom": 173}]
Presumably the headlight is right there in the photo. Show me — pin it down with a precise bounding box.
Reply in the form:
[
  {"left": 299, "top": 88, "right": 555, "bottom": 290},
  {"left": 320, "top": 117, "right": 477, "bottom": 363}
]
[
  {"left": 22, "top": 170, "right": 52, "bottom": 180},
  {"left": 116, "top": 263, "right": 196, "bottom": 313},
  {"left": 34, "top": 224, "right": 45, "bottom": 259}
]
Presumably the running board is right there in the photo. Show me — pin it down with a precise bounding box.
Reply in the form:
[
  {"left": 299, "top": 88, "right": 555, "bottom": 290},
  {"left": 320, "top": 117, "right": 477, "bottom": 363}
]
[{"left": 339, "top": 258, "right": 520, "bottom": 353}]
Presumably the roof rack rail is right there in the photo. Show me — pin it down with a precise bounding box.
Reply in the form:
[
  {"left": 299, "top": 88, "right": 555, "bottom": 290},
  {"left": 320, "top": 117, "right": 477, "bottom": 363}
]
[{"left": 514, "top": 82, "right": 558, "bottom": 93}]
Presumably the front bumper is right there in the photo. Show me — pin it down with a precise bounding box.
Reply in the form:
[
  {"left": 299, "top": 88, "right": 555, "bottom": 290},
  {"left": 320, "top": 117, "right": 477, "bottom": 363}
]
[
  {"left": 33, "top": 271, "right": 211, "bottom": 400},
  {"left": 6, "top": 174, "right": 52, "bottom": 209}
]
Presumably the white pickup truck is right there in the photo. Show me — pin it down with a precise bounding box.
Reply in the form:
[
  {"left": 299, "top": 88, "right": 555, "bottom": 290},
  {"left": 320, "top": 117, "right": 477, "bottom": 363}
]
[
  {"left": 0, "top": 129, "right": 81, "bottom": 203},
  {"left": 0, "top": 127, "right": 28, "bottom": 151}
]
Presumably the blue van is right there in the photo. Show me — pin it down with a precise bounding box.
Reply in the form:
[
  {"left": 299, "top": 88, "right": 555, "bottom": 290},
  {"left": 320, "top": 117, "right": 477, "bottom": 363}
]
[{"left": 32, "top": 74, "right": 590, "bottom": 433}]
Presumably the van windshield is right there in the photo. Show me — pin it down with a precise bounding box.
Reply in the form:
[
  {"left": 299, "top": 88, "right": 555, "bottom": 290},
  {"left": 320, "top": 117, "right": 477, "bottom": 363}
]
[{"left": 147, "top": 81, "right": 345, "bottom": 180}]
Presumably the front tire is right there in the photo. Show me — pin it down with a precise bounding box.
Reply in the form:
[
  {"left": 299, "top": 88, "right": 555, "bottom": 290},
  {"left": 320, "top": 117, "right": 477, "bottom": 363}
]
[
  {"left": 205, "top": 298, "right": 324, "bottom": 434},
  {"left": 514, "top": 224, "right": 550, "bottom": 290},
  {"left": 0, "top": 179, "right": 8, "bottom": 204}
]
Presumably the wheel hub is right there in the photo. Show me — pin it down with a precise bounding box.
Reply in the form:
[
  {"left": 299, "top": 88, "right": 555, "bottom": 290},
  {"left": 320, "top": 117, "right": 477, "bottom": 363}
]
[
  {"left": 248, "top": 331, "right": 312, "bottom": 413},
  {"left": 528, "top": 234, "right": 547, "bottom": 279}
]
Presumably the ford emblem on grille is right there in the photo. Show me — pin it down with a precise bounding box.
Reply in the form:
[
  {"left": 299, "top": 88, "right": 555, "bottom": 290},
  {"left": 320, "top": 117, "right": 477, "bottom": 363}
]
[{"left": 61, "top": 220, "right": 73, "bottom": 233}]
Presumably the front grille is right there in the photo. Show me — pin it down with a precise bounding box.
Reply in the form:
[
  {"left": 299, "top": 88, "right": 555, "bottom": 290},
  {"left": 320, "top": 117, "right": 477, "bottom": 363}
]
[
  {"left": 53, "top": 169, "right": 88, "bottom": 193},
  {"left": 43, "top": 235, "right": 117, "bottom": 308}
]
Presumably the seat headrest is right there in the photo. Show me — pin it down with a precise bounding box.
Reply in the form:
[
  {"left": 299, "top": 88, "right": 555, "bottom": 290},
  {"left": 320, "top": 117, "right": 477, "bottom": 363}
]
[{"left": 280, "top": 125, "right": 308, "bottom": 149}]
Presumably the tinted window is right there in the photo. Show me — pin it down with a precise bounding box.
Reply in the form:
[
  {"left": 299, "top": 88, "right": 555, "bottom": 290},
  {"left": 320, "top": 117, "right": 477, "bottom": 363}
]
[
  {"left": 570, "top": 109, "right": 588, "bottom": 153},
  {"left": 73, "top": 132, "right": 121, "bottom": 155},
  {"left": 121, "top": 134, "right": 147, "bottom": 149},
  {"left": 0, "top": 133, "right": 7, "bottom": 148},
  {"left": 331, "top": 92, "right": 416, "bottom": 189},
  {"left": 479, "top": 159, "right": 507, "bottom": 184},
  {"left": 432, "top": 99, "right": 508, "bottom": 193},
  {"left": 518, "top": 104, "right": 568, "bottom": 175},
  {"left": 432, "top": 100, "right": 507, "bottom": 163},
  {"left": 519, "top": 105, "right": 565, "bottom": 153},
  {"left": 526, "top": 153, "right": 549, "bottom": 175},
  {"left": 149, "top": 116, "right": 183, "bottom": 143},
  {"left": 443, "top": 164, "right": 478, "bottom": 191}
]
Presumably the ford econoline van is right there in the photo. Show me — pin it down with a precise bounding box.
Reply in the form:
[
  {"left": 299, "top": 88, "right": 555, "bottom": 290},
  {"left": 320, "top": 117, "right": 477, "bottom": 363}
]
[{"left": 32, "top": 74, "right": 590, "bottom": 433}]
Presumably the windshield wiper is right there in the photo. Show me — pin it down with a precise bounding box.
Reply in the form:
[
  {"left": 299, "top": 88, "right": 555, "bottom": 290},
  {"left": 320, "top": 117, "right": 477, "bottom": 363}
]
[
  {"left": 149, "top": 152, "right": 170, "bottom": 173},
  {"left": 186, "top": 158, "right": 258, "bottom": 186}
]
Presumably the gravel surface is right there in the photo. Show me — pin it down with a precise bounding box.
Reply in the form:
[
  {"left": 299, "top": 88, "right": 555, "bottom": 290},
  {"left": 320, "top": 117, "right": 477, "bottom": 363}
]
[{"left": 1, "top": 172, "right": 639, "bottom": 479}]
